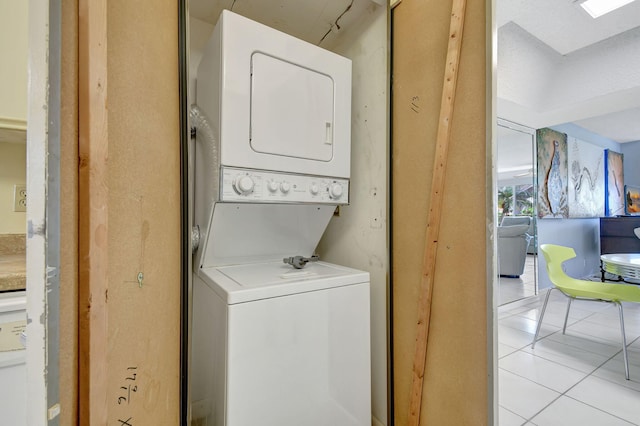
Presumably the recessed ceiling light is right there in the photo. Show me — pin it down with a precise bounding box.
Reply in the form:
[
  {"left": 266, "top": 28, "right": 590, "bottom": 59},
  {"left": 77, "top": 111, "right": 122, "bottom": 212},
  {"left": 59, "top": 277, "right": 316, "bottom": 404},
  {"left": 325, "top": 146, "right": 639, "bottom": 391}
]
[{"left": 580, "top": 0, "right": 637, "bottom": 18}]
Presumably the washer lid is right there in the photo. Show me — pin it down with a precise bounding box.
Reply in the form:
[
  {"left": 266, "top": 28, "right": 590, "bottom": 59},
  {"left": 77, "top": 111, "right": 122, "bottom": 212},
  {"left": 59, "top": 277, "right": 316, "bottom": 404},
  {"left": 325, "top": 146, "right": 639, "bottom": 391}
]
[
  {"left": 198, "top": 261, "right": 369, "bottom": 304},
  {"left": 199, "top": 203, "right": 336, "bottom": 268}
]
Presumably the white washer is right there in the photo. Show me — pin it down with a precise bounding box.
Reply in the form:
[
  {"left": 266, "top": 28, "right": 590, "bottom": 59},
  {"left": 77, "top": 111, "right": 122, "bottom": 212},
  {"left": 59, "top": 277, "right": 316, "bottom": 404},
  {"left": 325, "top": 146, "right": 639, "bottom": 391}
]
[{"left": 191, "top": 261, "right": 371, "bottom": 426}]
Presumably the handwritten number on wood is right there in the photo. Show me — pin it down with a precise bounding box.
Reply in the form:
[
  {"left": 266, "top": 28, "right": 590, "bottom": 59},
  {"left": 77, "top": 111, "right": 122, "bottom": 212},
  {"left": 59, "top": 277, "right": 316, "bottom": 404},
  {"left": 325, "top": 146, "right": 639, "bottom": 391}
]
[{"left": 116, "top": 367, "right": 139, "bottom": 424}]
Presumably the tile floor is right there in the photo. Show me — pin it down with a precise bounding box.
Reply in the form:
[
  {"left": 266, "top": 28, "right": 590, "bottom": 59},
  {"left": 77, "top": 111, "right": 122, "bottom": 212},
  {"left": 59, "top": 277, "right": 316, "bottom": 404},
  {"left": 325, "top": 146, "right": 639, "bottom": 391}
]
[
  {"left": 499, "top": 255, "right": 537, "bottom": 306},
  {"left": 498, "top": 289, "right": 640, "bottom": 425}
]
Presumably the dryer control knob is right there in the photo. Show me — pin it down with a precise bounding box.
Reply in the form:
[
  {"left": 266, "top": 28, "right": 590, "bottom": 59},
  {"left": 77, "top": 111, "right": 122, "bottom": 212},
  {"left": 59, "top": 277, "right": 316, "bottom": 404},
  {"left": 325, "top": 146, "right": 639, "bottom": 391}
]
[
  {"left": 328, "top": 183, "right": 343, "bottom": 199},
  {"left": 280, "top": 181, "right": 291, "bottom": 194},
  {"left": 234, "top": 175, "right": 255, "bottom": 195},
  {"left": 309, "top": 183, "right": 319, "bottom": 195},
  {"left": 267, "top": 180, "right": 278, "bottom": 193}
]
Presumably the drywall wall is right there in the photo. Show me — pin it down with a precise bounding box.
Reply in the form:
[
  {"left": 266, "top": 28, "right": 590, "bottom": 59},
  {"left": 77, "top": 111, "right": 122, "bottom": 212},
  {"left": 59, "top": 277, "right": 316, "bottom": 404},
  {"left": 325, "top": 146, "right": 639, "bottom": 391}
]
[
  {"left": 0, "top": 142, "right": 26, "bottom": 234},
  {"left": 536, "top": 123, "right": 621, "bottom": 289},
  {"left": 0, "top": 0, "right": 28, "bottom": 125},
  {"left": 78, "top": 0, "right": 181, "bottom": 423},
  {"left": 316, "top": 3, "right": 389, "bottom": 425},
  {"left": 25, "top": 1, "right": 49, "bottom": 422},
  {"left": 392, "top": 0, "right": 489, "bottom": 424},
  {"left": 0, "top": 0, "right": 28, "bottom": 234}
]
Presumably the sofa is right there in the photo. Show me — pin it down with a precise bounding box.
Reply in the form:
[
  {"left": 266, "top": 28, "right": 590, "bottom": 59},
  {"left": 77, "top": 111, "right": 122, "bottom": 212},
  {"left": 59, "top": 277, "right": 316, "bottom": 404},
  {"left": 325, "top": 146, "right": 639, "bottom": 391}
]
[{"left": 497, "top": 216, "right": 532, "bottom": 278}]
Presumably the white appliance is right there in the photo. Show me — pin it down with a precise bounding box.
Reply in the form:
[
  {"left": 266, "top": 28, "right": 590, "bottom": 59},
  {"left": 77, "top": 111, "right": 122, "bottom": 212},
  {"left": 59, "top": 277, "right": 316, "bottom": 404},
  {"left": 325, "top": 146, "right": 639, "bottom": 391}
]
[
  {"left": 191, "top": 262, "right": 370, "bottom": 425},
  {"left": 190, "top": 10, "right": 371, "bottom": 426},
  {"left": 0, "top": 291, "right": 27, "bottom": 425}
]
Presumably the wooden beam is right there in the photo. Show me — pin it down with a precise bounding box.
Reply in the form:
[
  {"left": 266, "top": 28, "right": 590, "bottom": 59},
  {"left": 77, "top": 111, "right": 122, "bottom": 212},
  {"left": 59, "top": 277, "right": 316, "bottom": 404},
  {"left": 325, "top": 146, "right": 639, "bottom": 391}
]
[
  {"left": 77, "top": 1, "right": 181, "bottom": 423},
  {"left": 407, "top": 0, "right": 467, "bottom": 424},
  {"left": 78, "top": 0, "right": 109, "bottom": 423},
  {"left": 60, "top": 0, "right": 79, "bottom": 424}
]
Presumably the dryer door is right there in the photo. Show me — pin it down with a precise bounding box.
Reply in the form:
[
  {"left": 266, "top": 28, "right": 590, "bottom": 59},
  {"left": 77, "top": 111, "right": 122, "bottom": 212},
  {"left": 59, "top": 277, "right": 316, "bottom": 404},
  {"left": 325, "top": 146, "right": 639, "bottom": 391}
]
[
  {"left": 197, "top": 10, "right": 351, "bottom": 178},
  {"left": 251, "top": 53, "right": 334, "bottom": 162}
]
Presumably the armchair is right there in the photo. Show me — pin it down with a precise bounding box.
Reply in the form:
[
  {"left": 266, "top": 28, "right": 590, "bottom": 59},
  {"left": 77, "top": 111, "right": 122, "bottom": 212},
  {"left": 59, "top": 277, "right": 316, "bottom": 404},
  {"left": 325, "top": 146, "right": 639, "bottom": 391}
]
[
  {"left": 501, "top": 215, "right": 536, "bottom": 253},
  {"left": 497, "top": 216, "right": 532, "bottom": 278}
]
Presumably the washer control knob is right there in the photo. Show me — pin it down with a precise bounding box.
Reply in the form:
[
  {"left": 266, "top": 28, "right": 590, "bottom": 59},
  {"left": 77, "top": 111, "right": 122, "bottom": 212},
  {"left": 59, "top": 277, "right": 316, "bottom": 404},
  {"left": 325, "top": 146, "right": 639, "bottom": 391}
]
[
  {"left": 233, "top": 175, "right": 255, "bottom": 195},
  {"left": 280, "top": 181, "right": 291, "bottom": 194},
  {"left": 309, "top": 183, "right": 319, "bottom": 195},
  {"left": 328, "top": 183, "right": 343, "bottom": 199},
  {"left": 267, "top": 180, "right": 279, "bottom": 193}
]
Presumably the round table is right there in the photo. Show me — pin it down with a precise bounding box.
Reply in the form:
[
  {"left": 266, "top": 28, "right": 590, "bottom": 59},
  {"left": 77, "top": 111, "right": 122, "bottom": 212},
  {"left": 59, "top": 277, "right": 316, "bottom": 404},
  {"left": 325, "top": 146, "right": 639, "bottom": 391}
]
[{"left": 601, "top": 253, "right": 640, "bottom": 281}]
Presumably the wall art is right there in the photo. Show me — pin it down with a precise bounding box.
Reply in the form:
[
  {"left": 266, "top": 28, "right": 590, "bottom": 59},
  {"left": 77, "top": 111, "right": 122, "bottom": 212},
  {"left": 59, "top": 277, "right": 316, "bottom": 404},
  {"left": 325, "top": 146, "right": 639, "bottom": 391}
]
[
  {"left": 567, "top": 136, "right": 604, "bottom": 218},
  {"left": 537, "top": 128, "right": 568, "bottom": 218},
  {"left": 604, "top": 149, "right": 625, "bottom": 216}
]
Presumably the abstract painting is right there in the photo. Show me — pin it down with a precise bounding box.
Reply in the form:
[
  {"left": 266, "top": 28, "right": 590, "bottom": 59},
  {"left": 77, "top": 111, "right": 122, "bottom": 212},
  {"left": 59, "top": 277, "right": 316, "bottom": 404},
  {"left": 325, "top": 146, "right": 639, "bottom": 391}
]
[
  {"left": 625, "top": 185, "right": 640, "bottom": 215},
  {"left": 537, "top": 128, "right": 568, "bottom": 218},
  {"left": 567, "top": 137, "right": 604, "bottom": 218},
  {"left": 605, "top": 150, "right": 625, "bottom": 216}
]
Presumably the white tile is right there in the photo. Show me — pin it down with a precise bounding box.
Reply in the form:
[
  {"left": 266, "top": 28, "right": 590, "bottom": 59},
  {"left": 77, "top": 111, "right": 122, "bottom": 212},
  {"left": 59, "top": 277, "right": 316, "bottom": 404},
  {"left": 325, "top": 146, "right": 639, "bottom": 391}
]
[
  {"left": 498, "top": 369, "right": 560, "bottom": 420},
  {"left": 582, "top": 312, "right": 640, "bottom": 336},
  {"left": 567, "top": 375, "right": 640, "bottom": 424},
  {"left": 499, "top": 351, "right": 587, "bottom": 393},
  {"left": 569, "top": 298, "right": 612, "bottom": 313},
  {"left": 592, "top": 348, "right": 640, "bottom": 392},
  {"left": 581, "top": 312, "right": 628, "bottom": 329},
  {"left": 499, "top": 324, "right": 536, "bottom": 349},
  {"left": 499, "top": 342, "right": 521, "bottom": 359},
  {"left": 545, "top": 330, "right": 622, "bottom": 358},
  {"left": 524, "top": 294, "right": 599, "bottom": 322},
  {"left": 500, "top": 314, "right": 560, "bottom": 338},
  {"left": 517, "top": 308, "right": 579, "bottom": 329},
  {"left": 500, "top": 302, "right": 541, "bottom": 318},
  {"left": 567, "top": 319, "right": 639, "bottom": 346},
  {"left": 499, "top": 406, "right": 527, "bottom": 426},
  {"left": 522, "top": 338, "right": 610, "bottom": 373},
  {"left": 497, "top": 293, "right": 640, "bottom": 425},
  {"left": 500, "top": 284, "right": 537, "bottom": 306},
  {"left": 549, "top": 302, "right": 599, "bottom": 321},
  {"left": 530, "top": 396, "right": 635, "bottom": 426}
]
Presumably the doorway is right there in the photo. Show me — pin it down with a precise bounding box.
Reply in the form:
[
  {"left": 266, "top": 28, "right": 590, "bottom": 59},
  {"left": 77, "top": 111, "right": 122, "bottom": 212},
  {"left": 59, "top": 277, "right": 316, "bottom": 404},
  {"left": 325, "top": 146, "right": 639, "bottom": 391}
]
[{"left": 496, "top": 120, "right": 538, "bottom": 306}]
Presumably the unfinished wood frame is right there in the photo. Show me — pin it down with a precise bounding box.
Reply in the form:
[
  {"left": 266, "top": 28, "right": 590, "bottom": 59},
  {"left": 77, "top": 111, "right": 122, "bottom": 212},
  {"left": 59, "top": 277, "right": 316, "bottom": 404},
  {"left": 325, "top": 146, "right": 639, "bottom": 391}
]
[
  {"left": 60, "top": 0, "right": 79, "bottom": 424},
  {"left": 78, "top": 0, "right": 181, "bottom": 423},
  {"left": 392, "top": 0, "right": 489, "bottom": 424},
  {"left": 407, "top": 0, "right": 467, "bottom": 424}
]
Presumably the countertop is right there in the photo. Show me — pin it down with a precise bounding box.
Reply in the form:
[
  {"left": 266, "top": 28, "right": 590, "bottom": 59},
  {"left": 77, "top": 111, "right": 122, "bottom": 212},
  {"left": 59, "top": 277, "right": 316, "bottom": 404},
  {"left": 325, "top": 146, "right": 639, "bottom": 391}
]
[{"left": 0, "top": 254, "right": 26, "bottom": 292}]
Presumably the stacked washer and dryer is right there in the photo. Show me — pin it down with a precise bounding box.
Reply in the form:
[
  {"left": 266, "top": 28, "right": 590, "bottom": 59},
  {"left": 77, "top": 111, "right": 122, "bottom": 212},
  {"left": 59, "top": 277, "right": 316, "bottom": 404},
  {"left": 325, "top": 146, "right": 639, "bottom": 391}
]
[{"left": 190, "top": 10, "right": 371, "bottom": 426}]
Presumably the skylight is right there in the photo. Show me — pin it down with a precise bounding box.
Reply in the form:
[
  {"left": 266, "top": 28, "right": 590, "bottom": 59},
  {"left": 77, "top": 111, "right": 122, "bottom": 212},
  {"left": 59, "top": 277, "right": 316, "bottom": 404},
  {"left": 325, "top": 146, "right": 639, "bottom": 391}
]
[{"left": 580, "top": 0, "right": 637, "bottom": 18}]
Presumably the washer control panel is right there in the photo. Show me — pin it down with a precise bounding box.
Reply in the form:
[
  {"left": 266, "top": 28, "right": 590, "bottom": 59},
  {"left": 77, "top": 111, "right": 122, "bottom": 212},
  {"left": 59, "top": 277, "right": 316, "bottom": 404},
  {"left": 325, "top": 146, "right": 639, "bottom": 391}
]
[{"left": 220, "top": 166, "right": 349, "bottom": 204}]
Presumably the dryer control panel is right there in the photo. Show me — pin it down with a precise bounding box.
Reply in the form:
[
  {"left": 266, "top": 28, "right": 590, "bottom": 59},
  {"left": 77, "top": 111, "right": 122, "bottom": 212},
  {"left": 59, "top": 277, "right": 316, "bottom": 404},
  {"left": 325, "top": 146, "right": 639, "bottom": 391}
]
[{"left": 220, "top": 166, "right": 349, "bottom": 205}]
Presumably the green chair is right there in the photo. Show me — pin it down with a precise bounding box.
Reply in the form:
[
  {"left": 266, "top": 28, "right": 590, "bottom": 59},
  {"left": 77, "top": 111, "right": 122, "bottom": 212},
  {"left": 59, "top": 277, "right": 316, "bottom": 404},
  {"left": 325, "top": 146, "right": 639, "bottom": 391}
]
[{"left": 533, "top": 244, "right": 640, "bottom": 380}]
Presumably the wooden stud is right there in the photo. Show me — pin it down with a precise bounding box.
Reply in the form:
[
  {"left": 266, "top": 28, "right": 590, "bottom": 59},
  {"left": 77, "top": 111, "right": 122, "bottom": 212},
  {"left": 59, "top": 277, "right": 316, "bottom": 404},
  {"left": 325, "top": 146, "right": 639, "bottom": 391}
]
[
  {"left": 60, "top": 0, "right": 79, "bottom": 423},
  {"left": 407, "top": 0, "right": 467, "bottom": 424},
  {"left": 78, "top": 0, "right": 109, "bottom": 423}
]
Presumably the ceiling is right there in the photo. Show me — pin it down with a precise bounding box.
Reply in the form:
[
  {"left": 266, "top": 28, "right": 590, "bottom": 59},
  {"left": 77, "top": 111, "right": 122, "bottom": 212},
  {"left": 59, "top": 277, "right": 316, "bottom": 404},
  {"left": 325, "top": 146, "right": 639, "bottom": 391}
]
[{"left": 497, "top": 0, "right": 640, "bottom": 143}]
